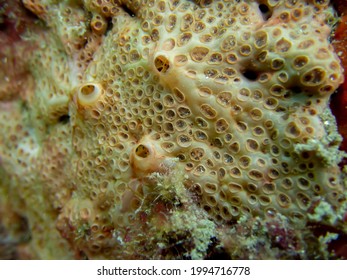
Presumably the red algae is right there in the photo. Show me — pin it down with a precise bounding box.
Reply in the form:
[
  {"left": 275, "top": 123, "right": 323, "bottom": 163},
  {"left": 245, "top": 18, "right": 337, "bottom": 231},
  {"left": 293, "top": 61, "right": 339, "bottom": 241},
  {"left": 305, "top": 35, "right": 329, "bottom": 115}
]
[
  {"left": 331, "top": 0, "right": 347, "bottom": 152},
  {"left": 0, "top": 0, "right": 39, "bottom": 102}
]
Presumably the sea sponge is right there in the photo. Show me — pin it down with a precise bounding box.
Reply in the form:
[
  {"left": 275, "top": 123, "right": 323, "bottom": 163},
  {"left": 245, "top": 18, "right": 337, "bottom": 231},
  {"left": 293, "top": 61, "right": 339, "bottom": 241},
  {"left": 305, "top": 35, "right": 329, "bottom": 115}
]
[{"left": 0, "top": 0, "right": 346, "bottom": 260}]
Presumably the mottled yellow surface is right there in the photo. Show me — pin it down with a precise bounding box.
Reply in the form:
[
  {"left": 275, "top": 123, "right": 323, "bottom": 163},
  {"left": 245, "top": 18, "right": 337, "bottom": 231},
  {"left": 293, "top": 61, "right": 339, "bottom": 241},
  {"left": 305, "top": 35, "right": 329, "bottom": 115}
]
[{"left": 0, "top": 0, "right": 346, "bottom": 259}]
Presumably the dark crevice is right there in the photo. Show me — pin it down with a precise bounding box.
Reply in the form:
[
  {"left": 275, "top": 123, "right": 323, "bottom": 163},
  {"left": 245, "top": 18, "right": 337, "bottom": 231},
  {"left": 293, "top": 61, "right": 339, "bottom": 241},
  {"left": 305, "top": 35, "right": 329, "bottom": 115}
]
[
  {"left": 308, "top": 222, "right": 347, "bottom": 259},
  {"left": 259, "top": 4, "right": 269, "bottom": 13},
  {"left": 204, "top": 237, "right": 231, "bottom": 260},
  {"left": 290, "top": 86, "right": 302, "bottom": 94},
  {"left": 259, "top": 4, "right": 272, "bottom": 21},
  {"left": 20, "top": 1, "right": 41, "bottom": 22},
  {"left": 0, "top": 15, "right": 7, "bottom": 32},
  {"left": 105, "top": 18, "right": 113, "bottom": 35},
  {"left": 58, "top": 114, "right": 70, "bottom": 124},
  {"left": 159, "top": 231, "right": 194, "bottom": 259},
  {"left": 242, "top": 69, "right": 258, "bottom": 81},
  {"left": 121, "top": 4, "right": 135, "bottom": 17}
]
